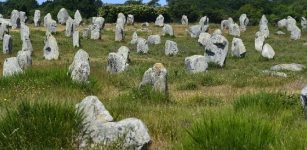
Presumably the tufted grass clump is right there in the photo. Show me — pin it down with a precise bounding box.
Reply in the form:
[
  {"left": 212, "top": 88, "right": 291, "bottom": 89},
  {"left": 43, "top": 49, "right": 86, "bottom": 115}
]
[
  {"left": 0, "top": 101, "right": 84, "bottom": 149},
  {"left": 182, "top": 111, "right": 277, "bottom": 150}
]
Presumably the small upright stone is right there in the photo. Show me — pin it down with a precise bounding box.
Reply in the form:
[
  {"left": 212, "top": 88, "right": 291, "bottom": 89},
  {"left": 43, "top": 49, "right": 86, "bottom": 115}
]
[
  {"left": 198, "top": 32, "right": 211, "bottom": 46},
  {"left": 155, "top": 14, "right": 164, "bottom": 27},
  {"left": 127, "top": 14, "right": 134, "bottom": 25},
  {"left": 65, "top": 17, "right": 74, "bottom": 37},
  {"left": 239, "top": 14, "right": 249, "bottom": 32},
  {"left": 43, "top": 13, "right": 52, "bottom": 27},
  {"left": 43, "top": 32, "right": 59, "bottom": 60},
  {"left": 204, "top": 34, "right": 229, "bottom": 67},
  {"left": 34, "top": 10, "right": 41, "bottom": 27},
  {"left": 115, "top": 18, "right": 125, "bottom": 42},
  {"left": 68, "top": 49, "right": 90, "bottom": 83},
  {"left": 10, "top": 10, "right": 20, "bottom": 29},
  {"left": 231, "top": 38, "right": 246, "bottom": 58},
  {"left": 162, "top": 24, "right": 174, "bottom": 36},
  {"left": 221, "top": 18, "right": 234, "bottom": 31},
  {"left": 107, "top": 46, "right": 130, "bottom": 73},
  {"left": 185, "top": 55, "right": 208, "bottom": 73},
  {"left": 130, "top": 31, "right": 138, "bottom": 44},
  {"left": 181, "top": 15, "right": 188, "bottom": 25},
  {"left": 46, "top": 17, "right": 57, "bottom": 33},
  {"left": 3, "top": 34, "right": 12, "bottom": 54},
  {"left": 17, "top": 50, "right": 32, "bottom": 70},
  {"left": 188, "top": 25, "right": 203, "bottom": 38},
  {"left": 19, "top": 11, "right": 27, "bottom": 23},
  {"left": 259, "top": 15, "right": 269, "bottom": 38},
  {"left": 229, "top": 23, "right": 240, "bottom": 37},
  {"left": 165, "top": 40, "right": 179, "bottom": 56},
  {"left": 3, "top": 57, "right": 23, "bottom": 77},
  {"left": 73, "top": 31, "right": 80, "bottom": 48},
  {"left": 74, "top": 10, "right": 82, "bottom": 26},
  {"left": 302, "top": 17, "right": 307, "bottom": 29},
  {"left": 0, "top": 23, "right": 9, "bottom": 40},
  {"left": 148, "top": 35, "right": 161, "bottom": 45},
  {"left": 261, "top": 43, "right": 275, "bottom": 59},
  {"left": 290, "top": 25, "right": 301, "bottom": 40},
  {"left": 57, "top": 8, "right": 69, "bottom": 24},
  {"left": 137, "top": 38, "right": 149, "bottom": 54},
  {"left": 139, "top": 63, "right": 168, "bottom": 94}
]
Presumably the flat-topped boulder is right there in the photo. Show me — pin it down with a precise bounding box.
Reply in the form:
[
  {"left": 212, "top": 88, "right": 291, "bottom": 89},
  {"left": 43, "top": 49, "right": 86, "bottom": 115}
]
[
  {"left": 231, "top": 38, "right": 246, "bottom": 58},
  {"left": 3, "top": 57, "right": 23, "bottom": 77},
  {"left": 239, "top": 14, "right": 249, "bottom": 32},
  {"left": 165, "top": 40, "right": 179, "bottom": 56},
  {"left": 148, "top": 35, "right": 161, "bottom": 45},
  {"left": 68, "top": 49, "right": 90, "bottom": 83},
  {"left": 185, "top": 55, "right": 208, "bottom": 73},
  {"left": 204, "top": 34, "right": 229, "bottom": 67},
  {"left": 43, "top": 32, "right": 59, "bottom": 60}
]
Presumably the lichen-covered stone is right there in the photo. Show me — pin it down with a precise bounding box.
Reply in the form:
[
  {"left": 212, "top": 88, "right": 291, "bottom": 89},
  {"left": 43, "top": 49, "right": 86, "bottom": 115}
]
[
  {"left": 3, "top": 57, "right": 23, "bottom": 77},
  {"left": 147, "top": 35, "right": 161, "bottom": 45},
  {"left": 43, "top": 32, "right": 59, "bottom": 60},
  {"left": 165, "top": 40, "right": 178, "bottom": 56},
  {"left": 185, "top": 55, "right": 208, "bottom": 73},
  {"left": 204, "top": 34, "right": 229, "bottom": 67},
  {"left": 261, "top": 43, "right": 275, "bottom": 59},
  {"left": 137, "top": 38, "right": 149, "bottom": 54},
  {"left": 34, "top": 10, "right": 41, "bottom": 27},
  {"left": 231, "top": 38, "right": 246, "bottom": 58},
  {"left": 155, "top": 15, "right": 164, "bottom": 27},
  {"left": 68, "top": 49, "right": 90, "bottom": 82},
  {"left": 3, "top": 34, "right": 12, "bottom": 54},
  {"left": 162, "top": 24, "right": 174, "bottom": 36},
  {"left": 57, "top": 8, "right": 69, "bottom": 24}
]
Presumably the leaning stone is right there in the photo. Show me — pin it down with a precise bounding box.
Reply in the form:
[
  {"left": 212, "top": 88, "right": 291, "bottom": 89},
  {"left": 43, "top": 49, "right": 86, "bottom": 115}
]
[
  {"left": 204, "top": 34, "right": 229, "bottom": 67},
  {"left": 231, "top": 38, "right": 246, "bottom": 58},
  {"left": 43, "top": 32, "right": 59, "bottom": 60},
  {"left": 139, "top": 63, "right": 168, "bottom": 94},
  {"left": 130, "top": 31, "right": 138, "bottom": 44},
  {"left": 185, "top": 55, "right": 208, "bottom": 73},
  {"left": 3, "top": 57, "right": 23, "bottom": 77},
  {"left": 3, "top": 34, "right": 12, "bottom": 54},
  {"left": 68, "top": 49, "right": 90, "bottom": 83},
  {"left": 74, "top": 10, "right": 82, "bottom": 26},
  {"left": 137, "top": 38, "right": 149, "bottom": 54},
  {"left": 155, "top": 15, "right": 164, "bottom": 27},
  {"left": 127, "top": 14, "right": 134, "bottom": 25},
  {"left": 34, "top": 10, "right": 41, "bottom": 27},
  {"left": 17, "top": 50, "right": 32, "bottom": 70},
  {"left": 148, "top": 35, "right": 161, "bottom": 45},
  {"left": 270, "top": 64, "right": 305, "bottom": 72},
  {"left": 165, "top": 40, "right": 179, "bottom": 56},
  {"left": 239, "top": 14, "right": 249, "bottom": 32},
  {"left": 181, "top": 15, "right": 188, "bottom": 25},
  {"left": 10, "top": 10, "right": 20, "bottom": 29},
  {"left": 261, "top": 43, "right": 275, "bottom": 59},
  {"left": 162, "top": 24, "right": 174, "bottom": 36},
  {"left": 73, "top": 31, "right": 80, "bottom": 48},
  {"left": 262, "top": 70, "right": 287, "bottom": 78},
  {"left": 229, "top": 23, "right": 240, "bottom": 37},
  {"left": 19, "top": 11, "right": 27, "bottom": 23},
  {"left": 57, "top": 8, "right": 69, "bottom": 24},
  {"left": 198, "top": 32, "right": 211, "bottom": 46}
]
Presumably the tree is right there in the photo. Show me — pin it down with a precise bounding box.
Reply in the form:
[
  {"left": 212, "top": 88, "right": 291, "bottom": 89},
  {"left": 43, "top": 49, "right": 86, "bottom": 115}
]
[
  {"left": 147, "top": 0, "right": 161, "bottom": 7},
  {"left": 3, "top": 0, "right": 38, "bottom": 16},
  {"left": 124, "top": 0, "right": 143, "bottom": 5}
]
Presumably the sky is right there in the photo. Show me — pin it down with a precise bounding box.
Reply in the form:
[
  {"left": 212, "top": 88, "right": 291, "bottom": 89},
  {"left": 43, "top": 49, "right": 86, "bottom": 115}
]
[{"left": 0, "top": 0, "right": 167, "bottom": 5}]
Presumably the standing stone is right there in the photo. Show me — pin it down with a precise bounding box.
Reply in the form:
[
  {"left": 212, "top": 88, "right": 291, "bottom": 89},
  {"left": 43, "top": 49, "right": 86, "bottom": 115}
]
[
  {"left": 148, "top": 35, "right": 161, "bottom": 45},
  {"left": 0, "top": 14, "right": 2, "bottom": 18},
  {"left": 204, "top": 34, "right": 229, "bottom": 67},
  {"left": 46, "top": 17, "right": 57, "bottom": 33},
  {"left": 21, "top": 36, "right": 33, "bottom": 52},
  {"left": 34, "top": 10, "right": 41, "bottom": 27},
  {"left": 118, "top": 13, "right": 126, "bottom": 25},
  {"left": 43, "top": 32, "right": 59, "bottom": 60},
  {"left": 68, "top": 49, "right": 90, "bottom": 83},
  {"left": 231, "top": 38, "right": 246, "bottom": 58},
  {"left": 3, "top": 34, "right": 12, "bottom": 54},
  {"left": 259, "top": 15, "right": 269, "bottom": 38},
  {"left": 181, "top": 15, "right": 188, "bottom": 25},
  {"left": 188, "top": 25, "right": 203, "bottom": 38},
  {"left": 162, "top": 24, "right": 174, "bottom": 36},
  {"left": 302, "top": 17, "right": 307, "bottom": 29},
  {"left": 3, "top": 57, "right": 23, "bottom": 77},
  {"left": 90, "top": 24, "right": 101, "bottom": 40},
  {"left": 43, "top": 13, "right": 52, "bottom": 27},
  {"left": 165, "top": 40, "right": 179, "bottom": 56},
  {"left": 65, "top": 17, "right": 74, "bottom": 37},
  {"left": 115, "top": 18, "right": 125, "bottom": 42},
  {"left": 127, "top": 14, "right": 134, "bottom": 25},
  {"left": 137, "top": 38, "right": 149, "bottom": 54},
  {"left": 107, "top": 46, "right": 130, "bottom": 73},
  {"left": 229, "top": 23, "right": 240, "bottom": 37},
  {"left": 92, "top": 17, "right": 105, "bottom": 29},
  {"left": 290, "top": 25, "right": 301, "bottom": 40},
  {"left": 142, "top": 22, "right": 149, "bottom": 27},
  {"left": 185, "top": 55, "right": 208, "bottom": 73},
  {"left": 155, "top": 15, "right": 164, "bottom": 27},
  {"left": 17, "top": 50, "right": 32, "bottom": 70},
  {"left": 198, "top": 32, "right": 211, "bottom": 46},
  {"left": 19, "top": 11, "right": 27, "bottom": 23},
  {"left": 10, "top": 10, "right": 20, "bottom": 29},
  {"left": 74, "top": 10, "right": 82, "bottom": 26},
  {"left": 221, "top": 18, "right": 234, "bottom": 31},
  {"left": 131, "top": 32, "right": 138, "bottom": 44},
  {"left": 139, "top": 63, "right": 168, "bottom": 94},
  {"left": 73, "top": 31, "right": 80, "bottom": 48},
  {"left": 286, "top": 16, "right": 297, "bottom": 31},
  {"left": 255, "top": 31, "right": 265, "bottom": 52},
  {"left": 199, "top": 16, "right": 209, "bottom": 32},
  {"left": 213, "top": 29, "right": 222, "bottom": 35},
  {"left": 261, "top": 43, "right": 275, "bottom": 59},
  {"left": 278, "top": 19, "right": 287, "bottom": 28},
  {"left": 0, "top": 23, "right": 9, "bottom": 40},
  {"left": 239, "top": 14, "right": 249, "bottom": 32},
  {"left": 82, "top": 27, "right": 90, "bottom": 39},
  {"left": 20, "top": 23, "right": 30, "bottom": 41},
  {"left": 57, "top": 8, "right": 69, "bottom": 24}
]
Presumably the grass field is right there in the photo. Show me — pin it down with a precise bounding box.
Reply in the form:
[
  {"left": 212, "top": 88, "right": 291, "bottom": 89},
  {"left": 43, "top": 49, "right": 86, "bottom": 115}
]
[{"left": 0, "top": 22, "right": 307, "bottom": 149}]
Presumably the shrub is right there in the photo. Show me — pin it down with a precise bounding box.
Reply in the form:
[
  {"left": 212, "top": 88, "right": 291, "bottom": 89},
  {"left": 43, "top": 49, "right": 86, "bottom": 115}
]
[{"left": 0, "top": 101, "right": 84, "bottom": 149}]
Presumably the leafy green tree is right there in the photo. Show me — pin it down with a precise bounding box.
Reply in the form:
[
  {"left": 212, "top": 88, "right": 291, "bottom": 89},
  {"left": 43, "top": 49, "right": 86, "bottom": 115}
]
[
  {"left": 147, "top": 0, "right": 161, "bottom": 7},
  {"left": 2, "top": 0, "right": 38, "bottom": 16},
  {"left": 124, "top": 0, "right": 143, "bottom": 5}
]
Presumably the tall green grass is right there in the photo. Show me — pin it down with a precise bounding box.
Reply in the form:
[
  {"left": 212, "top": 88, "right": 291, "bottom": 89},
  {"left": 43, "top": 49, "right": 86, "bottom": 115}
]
[{"left": 0, "top": 101, "right": 84, "bottom": 149}]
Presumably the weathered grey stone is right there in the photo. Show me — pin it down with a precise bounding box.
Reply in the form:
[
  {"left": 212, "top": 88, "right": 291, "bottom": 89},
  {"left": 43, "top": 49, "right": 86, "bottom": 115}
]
[
  {"left": 127, "top": 14, "right": 134, "bottom": 25},
  {"left": 20, "top": 23, "right": 30, "bottom": 41},
  {"left": 255, "top": 31, "right": 265, "bottom": 52},
  {"left": 17, "top": 50, "right": 32, "bottom": 70},
  {"left": 231, "top": 38, "right": 246, "bottom": 58},
  {"left": 185, "top": 55, "right": 208, "bottom": 73},
  {"left": 276, "top": 31, "right": 286, "bottom": 35},
  {"left": 198, "top": 32, "right": 211, "bottom": 46},
  {"left": 3, "top": 34, "right": 12, "bottom": 54},
  {"left": 181, "top": 15, "right": 188, "bottom": 25},
  {"left": 74, "top": 10, "right": 82, "bottom": 26},
  {"left": 262, "top": 70, "right": 287, "bottom": 78},
  {"left": 90, "top": 24, "right": 101, "bottom": 40},
  {"left": 107, "top": 46, "right": 130, "bottom": 73},
  {"left": 271, "top": 64, "right": 305, "bottom": 72},
  {"left": 3, "top": 57, "right": 23, "bottom": 77},
  {"left": 213, "top": 29, "right": 222, "bottom": 35},
  {"left": 302, "top": 17, "right": 307, "bottom": 29},
  {"left": 43, "top": 13, "right": 52, "bottom": 27},
  {"left": 0, "top": 23, "right": 9, "bottom": 40},
  {"left": 142, "top": 22, "right": 149, "bottom": 27},
  {"left": 140, "top": 63, "right": 168, "bottom": 94},
  {"left": 92, "top": 17, "right": 105, "bottom": 29},
  {"left": 301, "top": 86, "right": 307, "bottom": 108},
  {"left": 261, "top": 43, "right": 275, "bottom": 59},
  {"left": 115, "top": 18, "right": 125, "bottom": 41},
  {"left": 130, "top": 31, "right": 138, "bottom": 44},
  {"left": 82, "top": 27, "right": 90, "bottom": 39},
  {"left": 73, "top": 31, "right": 80, "bottom": 48},
  {"left": 204, "top": 34, "right": 229, "bottom": 67},
  {"left": 290, "top": 25, "right": 301, "bottom": 40},
  {"left": 259, "top": 15, "right": 269, "bottom": 38},
  {"left": 221, "top": 18, "right": 234, "bottom": 31},
  {"left": 286, "top": 16, "right": 297, "bottom": 32},
  {"left": 118, "top": 13, "right": 126, "bottom": 25},
  {"left": 43, "top": 32, "right": 59, "bottom": 60},
  {"left": 57, "top": 8, "right": 69, "bottom": 24},
  {"left": 148, "top": 35, "right": 161, "bottom": 45},
  {"left": 0, "top": 14, "right": 2, "bottom": 18},
  {"left": 45, "top": 16, "right": 57, "bottom": 33},
  {"left": 162, "top": 24, "right": 174, "bottom": 36},
  {"left": 229, "top": 23, "right": 240, "bottom": 37},
  {"left": 21, "top": 35, "right": 33, "bottom": 52},
  {"left": 137, "top": 38, "right": 149, "bottom": 54},
  {"left": 155, "top": 15, "right": 164, "bottom": 27},
  {"left": 165, "top": 40, "right": 178, "bottom": 56},
  {"left": 68, "top": 49, "right": 90, "bottom": 82},
  {"left": 19, "top": 11, "right": 27, "bottom": 23},
  {"left": 278, "top": 19, "right": 287, "bottom": 28},
  {"left": 188, "top": 25, "right": 202, "bottom": 38},
  {"left": 34, "top": 10, "right": 41, "bottom": 27},
  {"left": 199, "top": 16, "right": 209, "bottom": 32},
  {"left": 239, "top": 14, "right": 249, "bottom": 32},
  {"left": 65, "top": 17, "right": 74, "bottom": 37},
  {"left": 10, "top": 10, "right": 20, "bottom": 29}
]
